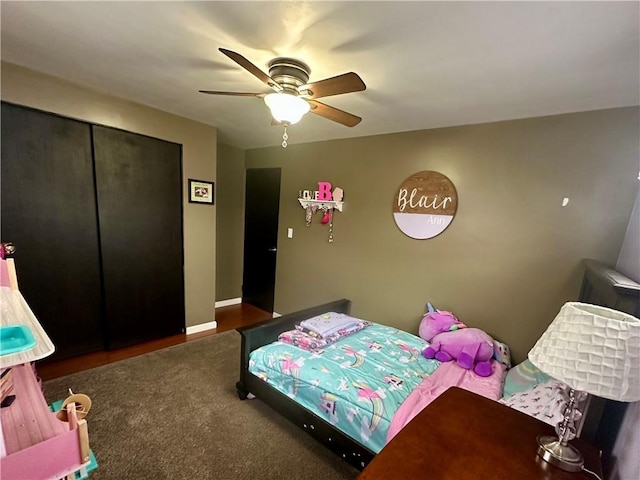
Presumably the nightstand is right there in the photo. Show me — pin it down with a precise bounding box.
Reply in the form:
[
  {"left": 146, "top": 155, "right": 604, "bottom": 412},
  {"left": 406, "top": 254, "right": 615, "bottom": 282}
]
[{"left": 358, "top": 387, "right": 603, "bottom": 480}]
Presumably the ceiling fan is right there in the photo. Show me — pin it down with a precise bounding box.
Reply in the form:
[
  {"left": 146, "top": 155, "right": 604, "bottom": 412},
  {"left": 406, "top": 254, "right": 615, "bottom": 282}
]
[{"left": 200, "top": 48, "right": 366, "bottom": 146}]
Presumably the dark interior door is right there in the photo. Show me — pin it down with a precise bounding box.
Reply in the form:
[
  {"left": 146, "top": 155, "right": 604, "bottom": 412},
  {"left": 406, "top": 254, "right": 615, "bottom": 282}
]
[
  {"left": 242, "top": 168, "right": 281, "bottom": 312},
  {"left": 92, "top": 125, "right": 185, "bottom": 349},
  {"left": 1, "top": 102, "right": 105, "bottom": 359}
]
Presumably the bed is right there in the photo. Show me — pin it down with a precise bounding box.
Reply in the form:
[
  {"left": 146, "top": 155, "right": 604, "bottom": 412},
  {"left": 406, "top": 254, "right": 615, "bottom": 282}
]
[
  {"left": 236, "top": 299, "right": 510, "bottom": 470},
  {"left": 237, "top": 260, "right": 639, "bottom": 473}
]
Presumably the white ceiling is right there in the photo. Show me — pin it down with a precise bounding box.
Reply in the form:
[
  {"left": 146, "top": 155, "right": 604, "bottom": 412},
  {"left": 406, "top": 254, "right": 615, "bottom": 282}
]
[{"left": 1, "top": 1, "right": 638, "bottom": 150}]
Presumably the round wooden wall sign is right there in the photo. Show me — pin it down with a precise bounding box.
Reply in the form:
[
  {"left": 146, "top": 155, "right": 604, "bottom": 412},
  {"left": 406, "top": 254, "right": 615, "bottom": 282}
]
[{"left": 393, "top": 171, "right": 458, "bottom": 239}]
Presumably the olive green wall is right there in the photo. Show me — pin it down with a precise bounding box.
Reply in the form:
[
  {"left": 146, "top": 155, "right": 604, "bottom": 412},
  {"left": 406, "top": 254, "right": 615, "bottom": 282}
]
[
  {"left": 246, "top": 107, "right": 639, "bottom": 363},
  {"left": 1, "top": 62, "right": 217, "bottom": 329},
  {"left": 216, "top": 143, "right": 245, "bottom": 301},
  {"left": 617, "top": 189, "right": 640, "bottom": 282}
]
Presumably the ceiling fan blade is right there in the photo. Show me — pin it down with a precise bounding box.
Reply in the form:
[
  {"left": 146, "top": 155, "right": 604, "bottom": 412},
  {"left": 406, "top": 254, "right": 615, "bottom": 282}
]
[
  {"left": 219, "top": 48, "right": 281, "bottom": 92},
  {"left": 299, "top": 72, "right": 366, "bottom": 99},
  {"left": 307, "top": 100, "right": 362, "bottom": 127},
  {"left": 199, "top": 90, "right": 265, "bottom": 97}
]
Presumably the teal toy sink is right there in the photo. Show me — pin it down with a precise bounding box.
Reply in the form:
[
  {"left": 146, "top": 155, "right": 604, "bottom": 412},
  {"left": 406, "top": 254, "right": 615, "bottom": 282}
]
[{"left": 0, "top": 325, "right": 36, "bottom": 355}]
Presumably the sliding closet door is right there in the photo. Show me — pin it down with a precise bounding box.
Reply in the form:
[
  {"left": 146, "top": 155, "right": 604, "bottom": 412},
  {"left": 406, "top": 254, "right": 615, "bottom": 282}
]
[
  {"left": 92, "top": 126, "right": 185, "bottom": 349},
  {"left": 0, "top": 103, "right": 104, "bottom": 359}
]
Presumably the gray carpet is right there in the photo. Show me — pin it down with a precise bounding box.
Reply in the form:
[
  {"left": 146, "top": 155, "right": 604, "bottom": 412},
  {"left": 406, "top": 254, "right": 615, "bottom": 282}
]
[{"left": 43, "top": 330, "right": 360, "bottom": 480}]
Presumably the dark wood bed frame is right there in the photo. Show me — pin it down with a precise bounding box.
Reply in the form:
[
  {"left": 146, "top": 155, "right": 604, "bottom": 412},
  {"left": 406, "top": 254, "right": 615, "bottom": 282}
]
[{"left": 235, "top": 298, "right": 376, "bottom": 470}]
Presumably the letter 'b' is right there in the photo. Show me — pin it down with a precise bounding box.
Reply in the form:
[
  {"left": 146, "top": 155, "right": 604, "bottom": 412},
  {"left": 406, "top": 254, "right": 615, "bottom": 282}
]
[{"left": 317, "top": 181, "right": 332, "bottom": 201}]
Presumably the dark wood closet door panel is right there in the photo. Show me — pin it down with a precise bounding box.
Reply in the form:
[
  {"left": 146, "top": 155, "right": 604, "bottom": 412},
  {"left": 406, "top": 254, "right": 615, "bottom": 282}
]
[
  {"left": 0, "top": 102, "right": 105, "bottom": 359},
  {"left": 92, "top": 126, "right": 185, "bottom": 349}
]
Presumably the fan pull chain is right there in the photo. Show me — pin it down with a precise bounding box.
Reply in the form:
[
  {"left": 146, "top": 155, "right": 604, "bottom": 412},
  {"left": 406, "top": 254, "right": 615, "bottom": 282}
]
[{"left": 282, "top": 126, "right": 289, "bottom": 148}]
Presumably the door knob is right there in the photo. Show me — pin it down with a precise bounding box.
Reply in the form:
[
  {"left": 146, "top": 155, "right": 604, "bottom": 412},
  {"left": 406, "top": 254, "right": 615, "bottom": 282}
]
[{"left": 267, "top": 247, "right": 277, "bottom": 252}]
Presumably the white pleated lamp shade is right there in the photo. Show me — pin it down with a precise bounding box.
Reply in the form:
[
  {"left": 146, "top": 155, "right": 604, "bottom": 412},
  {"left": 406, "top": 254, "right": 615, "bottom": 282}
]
[{"left": 528, "top": 302, "right": 640, "bottom": 402}]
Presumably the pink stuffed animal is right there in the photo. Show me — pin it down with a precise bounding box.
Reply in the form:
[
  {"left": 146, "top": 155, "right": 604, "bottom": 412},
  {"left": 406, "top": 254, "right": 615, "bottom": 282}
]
[{"left": 419, "top": 308, "right": 494, "bottom": 377}]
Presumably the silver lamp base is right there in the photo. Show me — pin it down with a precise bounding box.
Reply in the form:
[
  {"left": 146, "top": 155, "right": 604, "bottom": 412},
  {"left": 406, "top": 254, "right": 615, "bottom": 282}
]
[{"left": 536, "top": 435, "right": 584, "bottom": 472}]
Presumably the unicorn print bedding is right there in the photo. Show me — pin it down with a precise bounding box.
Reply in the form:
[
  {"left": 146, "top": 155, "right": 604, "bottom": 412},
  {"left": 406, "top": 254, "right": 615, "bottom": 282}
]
[
  {"left": 238, "top": 300, "right": 585, "bottom": 472},
  {"left": 248, "top": 318, "right": 440, "bottom": 453}
]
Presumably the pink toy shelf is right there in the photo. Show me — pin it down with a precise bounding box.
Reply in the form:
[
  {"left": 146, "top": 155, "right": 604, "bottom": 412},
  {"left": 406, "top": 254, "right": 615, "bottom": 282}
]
[
  {"left": 0, "top": 364, "right": 91, "bottom": 480},
  {"left": 1, "top": 248, "right": 93, "bottom": 479}
]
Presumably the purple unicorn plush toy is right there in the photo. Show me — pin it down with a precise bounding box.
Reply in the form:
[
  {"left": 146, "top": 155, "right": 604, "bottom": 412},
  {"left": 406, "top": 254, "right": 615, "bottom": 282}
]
[{"left": 419, "top": 304, "right": 494, "bottom": 377}]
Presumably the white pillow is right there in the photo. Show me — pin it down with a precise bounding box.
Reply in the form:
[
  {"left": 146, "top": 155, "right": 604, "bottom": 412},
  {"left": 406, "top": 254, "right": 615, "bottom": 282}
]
[{"left": 499, "top": 380, "right": 567, "bottom": 426}]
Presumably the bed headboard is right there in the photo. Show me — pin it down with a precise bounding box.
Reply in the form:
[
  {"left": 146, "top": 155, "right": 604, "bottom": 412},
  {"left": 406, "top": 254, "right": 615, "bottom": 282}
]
[
  {"left": 578, "top": 259, "right": 640, "bottom": 478},
  {"left": 579, "top": 259, "right": 640, "bottom": 317}
]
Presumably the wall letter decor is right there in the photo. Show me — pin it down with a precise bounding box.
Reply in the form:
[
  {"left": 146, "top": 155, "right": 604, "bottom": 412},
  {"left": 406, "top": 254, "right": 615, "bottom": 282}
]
[
  {"left": 317, "top": 181, "right": 333, "bottom": 201},
  {"left": 298, "top": 181, "right": 344, "bottom": 243}
]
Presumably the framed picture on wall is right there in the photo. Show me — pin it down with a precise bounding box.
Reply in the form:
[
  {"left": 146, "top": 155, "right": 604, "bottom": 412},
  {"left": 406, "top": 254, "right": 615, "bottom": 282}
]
[{"left": 188, "top": 179, "right": 214, "bottom": 204}]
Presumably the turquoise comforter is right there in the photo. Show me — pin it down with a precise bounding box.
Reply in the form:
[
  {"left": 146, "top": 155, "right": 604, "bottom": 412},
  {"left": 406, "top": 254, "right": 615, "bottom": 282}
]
[{"left": 248, "top": 322, "right": 440, "bottom": 453}]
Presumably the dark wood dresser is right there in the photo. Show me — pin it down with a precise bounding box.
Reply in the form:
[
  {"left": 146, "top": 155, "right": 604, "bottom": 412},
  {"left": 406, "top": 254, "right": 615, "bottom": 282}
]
[{"left": 358, "top": 387, "right": 603, "bottom": 480}]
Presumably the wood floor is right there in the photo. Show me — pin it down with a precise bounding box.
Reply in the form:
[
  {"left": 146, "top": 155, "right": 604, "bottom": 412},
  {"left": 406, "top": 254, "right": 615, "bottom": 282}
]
[{"left": 35, "top": 303, "right": 272, "bottom": 381}]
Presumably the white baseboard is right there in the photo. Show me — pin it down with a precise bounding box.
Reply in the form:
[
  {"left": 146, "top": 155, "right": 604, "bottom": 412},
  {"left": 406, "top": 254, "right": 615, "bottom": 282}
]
[
  {"left": 186, "top": 320, "right": 218, "bottom": 335},
  {"left": 215, "top": 297, "right": 242, "bottom": 308},
  {"left": 214, "top": 297, "right": 279, "bottom": 317}
]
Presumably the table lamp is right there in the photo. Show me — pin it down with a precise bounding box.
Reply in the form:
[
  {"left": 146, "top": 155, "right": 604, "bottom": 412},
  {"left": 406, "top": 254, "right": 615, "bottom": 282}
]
[{"left": 528, "top": 302, "right": 640, "bottom": 473}]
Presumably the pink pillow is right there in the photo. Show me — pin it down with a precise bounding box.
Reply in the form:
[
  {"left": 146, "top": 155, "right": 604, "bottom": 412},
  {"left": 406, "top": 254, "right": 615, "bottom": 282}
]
[
  {"left": 278, "top": 329, "right": 328, "bottom": 351},
  {"left": 279, "top": 320, "right": 372, "bottom": 352}
]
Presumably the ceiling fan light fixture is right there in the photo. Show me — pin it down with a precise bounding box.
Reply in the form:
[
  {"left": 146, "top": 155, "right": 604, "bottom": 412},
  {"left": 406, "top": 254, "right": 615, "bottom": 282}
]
[{"left": 264, "top": 93, "right": 310, "bottom": 125}]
